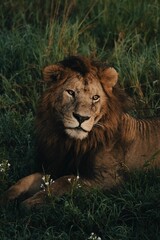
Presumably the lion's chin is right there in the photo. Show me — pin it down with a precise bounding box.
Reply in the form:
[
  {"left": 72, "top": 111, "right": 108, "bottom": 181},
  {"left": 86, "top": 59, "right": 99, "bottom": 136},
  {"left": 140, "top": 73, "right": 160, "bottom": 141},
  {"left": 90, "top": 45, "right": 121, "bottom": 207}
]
[{"left": 65, "top": 128, "right": 88, "bottom": 140}]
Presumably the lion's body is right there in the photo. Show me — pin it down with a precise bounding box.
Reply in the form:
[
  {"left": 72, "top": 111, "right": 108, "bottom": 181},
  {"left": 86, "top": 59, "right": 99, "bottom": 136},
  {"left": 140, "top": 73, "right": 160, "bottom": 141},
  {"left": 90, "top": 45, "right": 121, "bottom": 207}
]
[
  {"left": 121, "top": 114, "right": 160, "bottom": 169},
  {"left": 1, "top": 56, "right": 160, "bottom": 207}
]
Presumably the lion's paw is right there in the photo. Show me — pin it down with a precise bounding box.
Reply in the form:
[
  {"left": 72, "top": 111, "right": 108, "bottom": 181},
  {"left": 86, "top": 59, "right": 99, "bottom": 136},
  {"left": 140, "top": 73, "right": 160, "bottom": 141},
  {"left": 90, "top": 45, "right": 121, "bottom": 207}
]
[{"left": 21, "top": 191, "right": 47, "bottom": 209}]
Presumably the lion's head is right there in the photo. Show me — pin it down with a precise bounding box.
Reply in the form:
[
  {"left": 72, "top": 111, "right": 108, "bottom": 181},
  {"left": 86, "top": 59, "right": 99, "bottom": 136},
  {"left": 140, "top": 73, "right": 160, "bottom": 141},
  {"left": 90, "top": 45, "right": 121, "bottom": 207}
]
[
  {"left": 41, "top": 56, "right": 121, "bottom": 140},
  {"left": 37, "top": 55, "right": 131, "bottom": 152}
]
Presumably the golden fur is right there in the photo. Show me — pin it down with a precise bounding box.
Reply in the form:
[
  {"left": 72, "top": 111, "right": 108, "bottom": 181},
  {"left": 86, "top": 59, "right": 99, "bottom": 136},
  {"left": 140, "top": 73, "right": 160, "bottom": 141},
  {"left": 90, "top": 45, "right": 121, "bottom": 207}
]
[{"left": 1, "top": 56, "right": 160, "bottom": 208}]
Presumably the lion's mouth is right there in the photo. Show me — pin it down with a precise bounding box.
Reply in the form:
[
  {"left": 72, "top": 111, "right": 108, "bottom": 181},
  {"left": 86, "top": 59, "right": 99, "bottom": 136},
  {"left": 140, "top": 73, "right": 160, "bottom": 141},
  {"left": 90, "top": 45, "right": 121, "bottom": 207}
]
[
  {"left": 65, "top": 126, "right": 89, "bottom": 140},
  {"left": 66, "top": 126, "right": 89, "bottom": 133}
]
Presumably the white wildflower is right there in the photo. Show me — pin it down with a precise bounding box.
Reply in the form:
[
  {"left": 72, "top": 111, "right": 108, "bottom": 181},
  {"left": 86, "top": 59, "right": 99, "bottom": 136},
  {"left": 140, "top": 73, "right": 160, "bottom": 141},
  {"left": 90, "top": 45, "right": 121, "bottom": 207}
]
[
  {"left": 42, "top": 176, "right": 45, "bottom": 182},
  {"left": 40, "top": 183, "right": 44, "bottom": 189},
  {"left": 68, "top": 178, "right": 72, "bottom": 183},
  {"left": 50, "top": 179, "right": 55, "bottom": 184},
  {"left": 40, "top": 183, "right": 46, "bottom": 191},
  {"left": 0, "top": 160, "right": 11, "bottom": 174},
  {"left": 42, "top": 175, "right": 54, "bottom": 187},
  {"left": 76, "top": 183, "right": 81, "bottom": 188},
  {"left": 45, "top": 182, "right": 49, "bottom": 186},
  {"left": 88, "top": 232, "right": 102, "bottom": 240}
]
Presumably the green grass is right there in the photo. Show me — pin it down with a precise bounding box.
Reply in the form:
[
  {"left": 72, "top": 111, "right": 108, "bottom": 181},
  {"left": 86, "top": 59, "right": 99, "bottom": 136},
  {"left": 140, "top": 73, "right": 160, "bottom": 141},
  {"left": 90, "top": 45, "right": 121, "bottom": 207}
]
[
  {"left": 0, "top": 170, "right": 160, "bottom": 240},
  {"left": 0, "top": 0, "right": 160, "bottom": 239}
]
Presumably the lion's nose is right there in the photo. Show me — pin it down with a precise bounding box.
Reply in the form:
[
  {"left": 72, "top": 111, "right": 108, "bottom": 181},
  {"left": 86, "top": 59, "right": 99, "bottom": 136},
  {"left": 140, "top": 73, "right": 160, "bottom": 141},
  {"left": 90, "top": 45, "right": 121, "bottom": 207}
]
[{"left": 73, "top": 112, "right": 90, "bottom": 124}]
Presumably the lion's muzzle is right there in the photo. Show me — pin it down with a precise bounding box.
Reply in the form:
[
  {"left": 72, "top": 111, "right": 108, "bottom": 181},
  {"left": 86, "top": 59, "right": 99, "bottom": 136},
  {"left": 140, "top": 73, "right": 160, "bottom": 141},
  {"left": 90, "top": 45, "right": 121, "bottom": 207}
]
[{"left": 64, "top": 112, "right": 94, "bottom": 140}]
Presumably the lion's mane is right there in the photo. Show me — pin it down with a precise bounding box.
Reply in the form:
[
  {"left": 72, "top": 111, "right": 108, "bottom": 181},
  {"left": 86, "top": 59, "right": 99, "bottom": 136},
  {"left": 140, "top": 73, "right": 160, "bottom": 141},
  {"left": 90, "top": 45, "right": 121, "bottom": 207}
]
[{"left": 35, "top": 56, "right": 132, "bottom": 179}]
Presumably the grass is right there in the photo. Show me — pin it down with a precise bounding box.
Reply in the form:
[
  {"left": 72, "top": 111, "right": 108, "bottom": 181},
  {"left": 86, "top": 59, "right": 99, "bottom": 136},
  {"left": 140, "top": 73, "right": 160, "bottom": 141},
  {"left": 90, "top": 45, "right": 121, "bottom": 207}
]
[
  {"left": 0, "top": 0, "right": 160, "bottom": 239},
  {"left": 0, "top": 171, "right": 160, "bottom": 240}
]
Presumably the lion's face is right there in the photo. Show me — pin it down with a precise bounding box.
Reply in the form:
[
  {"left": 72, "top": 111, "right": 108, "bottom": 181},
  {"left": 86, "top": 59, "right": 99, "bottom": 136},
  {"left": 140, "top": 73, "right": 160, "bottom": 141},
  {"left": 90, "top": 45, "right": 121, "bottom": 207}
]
[
  {"left": 43, "top": 57, "right": 118, "bottom": 140},
  {"left": 52, "top": 73, "right": 107, "bottom": 140}
]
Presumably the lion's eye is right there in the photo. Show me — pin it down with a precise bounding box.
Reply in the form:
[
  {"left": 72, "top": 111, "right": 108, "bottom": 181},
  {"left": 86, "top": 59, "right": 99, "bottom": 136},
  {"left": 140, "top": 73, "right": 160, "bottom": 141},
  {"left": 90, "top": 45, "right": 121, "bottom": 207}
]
[
  {"left": 92, "top": 95, "right": 100, "bottom": 102},
  {"left": 66, "top": 90, "right": 75, "bottom": 97}
]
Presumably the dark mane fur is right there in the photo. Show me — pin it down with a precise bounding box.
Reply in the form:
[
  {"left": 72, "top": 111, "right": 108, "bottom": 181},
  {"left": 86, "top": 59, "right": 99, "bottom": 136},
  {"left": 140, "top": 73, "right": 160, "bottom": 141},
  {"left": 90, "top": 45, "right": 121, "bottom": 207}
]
[
  {"left": 58, "top": 56, "right": 91, "bottom": 76},
  {"left": 59, "top": 56, "right": 111, "bottom": 76}
]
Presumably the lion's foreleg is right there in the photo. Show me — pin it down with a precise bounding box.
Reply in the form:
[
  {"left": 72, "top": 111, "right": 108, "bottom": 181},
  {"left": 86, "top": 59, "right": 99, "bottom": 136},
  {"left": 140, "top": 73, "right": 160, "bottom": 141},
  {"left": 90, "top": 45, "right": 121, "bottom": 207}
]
[
  {"left": 1, "top": 173, "right": 43, "bottom": 205},
  {"left": 21, "top": 175, "right": 99, "bottom": 208},
  {"left": 21, "top": 175, "right": 77, "bottom": 208}
]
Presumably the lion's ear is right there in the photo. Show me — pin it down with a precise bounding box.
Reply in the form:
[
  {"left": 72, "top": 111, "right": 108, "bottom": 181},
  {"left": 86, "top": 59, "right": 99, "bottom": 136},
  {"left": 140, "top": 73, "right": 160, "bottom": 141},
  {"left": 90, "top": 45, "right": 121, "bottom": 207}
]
[
  {"left": 101, "top": 67, "right": 118, "bottom": 92},
  {"left": 43, "top": 65, "right": 64, "bottom": 82}
]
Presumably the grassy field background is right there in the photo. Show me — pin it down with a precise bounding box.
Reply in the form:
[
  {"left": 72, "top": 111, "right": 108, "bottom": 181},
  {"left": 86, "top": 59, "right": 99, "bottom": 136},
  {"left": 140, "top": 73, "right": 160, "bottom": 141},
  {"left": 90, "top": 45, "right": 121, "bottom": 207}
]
[{"left": 0, "top": 0, "right": 160, "bottom": 239}]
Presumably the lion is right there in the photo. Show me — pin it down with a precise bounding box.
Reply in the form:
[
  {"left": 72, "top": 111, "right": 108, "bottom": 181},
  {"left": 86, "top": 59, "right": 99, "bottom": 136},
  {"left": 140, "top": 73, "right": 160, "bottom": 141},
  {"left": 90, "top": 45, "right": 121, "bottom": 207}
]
[{"left": 1, "top": 56, "right": 160, "bottom": 208}]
